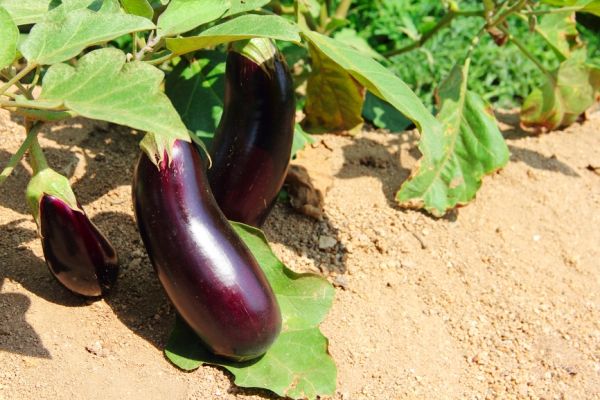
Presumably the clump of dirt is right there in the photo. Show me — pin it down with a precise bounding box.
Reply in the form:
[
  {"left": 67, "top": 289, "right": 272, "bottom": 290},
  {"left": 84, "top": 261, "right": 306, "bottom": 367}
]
[{"left": 1, "top": 108, "right": 599, "bottom": 399}]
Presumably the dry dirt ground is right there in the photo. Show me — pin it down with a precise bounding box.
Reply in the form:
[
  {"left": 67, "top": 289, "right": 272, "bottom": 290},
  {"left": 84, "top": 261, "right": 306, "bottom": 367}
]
[{"left": 0, "top": 107, "right": 599, "bottom": 400}]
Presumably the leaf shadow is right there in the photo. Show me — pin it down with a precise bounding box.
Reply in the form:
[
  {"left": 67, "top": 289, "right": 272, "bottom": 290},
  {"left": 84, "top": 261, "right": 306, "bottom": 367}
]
[
  {"left": 91, "top": 211, "right": 175, "bottom": 351},
  {"left": 0, "top": 220, "right": 86, "bottom": 307},
  {"left": 6, "top": 114, "right": 141, "bottom": 211},
  {"left": 335, "top": 135, "right": 415, "bottom": 208},
  {"left": 508, "top": 145, "right": 580, "bottom": 177},
  {"left": 263, "top": 200, "right": 348, "bottom": 276}
]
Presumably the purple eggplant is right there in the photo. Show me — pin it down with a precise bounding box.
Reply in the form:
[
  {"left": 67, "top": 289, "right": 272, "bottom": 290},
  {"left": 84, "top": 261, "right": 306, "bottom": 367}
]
[
  {"left": 132, "top": 140, "right": 281, "bottom": 361},
  {"left": 208, "top": 38, "right": 295, "bottom": 227},
  {"left": 39, "top": 195, "right": 118, "bottom": 297}
]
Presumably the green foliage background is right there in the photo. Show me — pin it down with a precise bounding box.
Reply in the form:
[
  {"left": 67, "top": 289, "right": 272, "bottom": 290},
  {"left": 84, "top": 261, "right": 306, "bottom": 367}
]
[{"left": 346, "top": 0, "right": 599, "bottom": 109}]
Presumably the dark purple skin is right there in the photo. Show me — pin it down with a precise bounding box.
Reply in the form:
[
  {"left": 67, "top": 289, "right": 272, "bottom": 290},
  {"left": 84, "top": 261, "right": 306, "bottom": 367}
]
[
  {"left": 208, "top": 50, "right": 295, "bottom": 227},
  {"left": 39, "top": 195, "right": 118, "bottom": 297},
  {"left": 132, "top": 140, "right": 281, "bottom": 361}
]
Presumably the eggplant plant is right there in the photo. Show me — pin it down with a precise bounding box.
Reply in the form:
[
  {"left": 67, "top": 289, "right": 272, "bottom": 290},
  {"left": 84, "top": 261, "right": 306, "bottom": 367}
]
[{"left": 0, "top": 0, "right": 598, "bottom": 398}]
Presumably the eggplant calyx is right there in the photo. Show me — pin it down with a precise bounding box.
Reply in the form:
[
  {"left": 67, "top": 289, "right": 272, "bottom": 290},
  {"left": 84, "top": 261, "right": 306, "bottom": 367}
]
[
  {"left": 26, "top": 168, "right": 79, "bottom": 228},
  {"left": 231, "top": 38, "right": 278, "bottom": 76},
  {"left": 140, "top": 131, "right": 191, "bottom": 169}
]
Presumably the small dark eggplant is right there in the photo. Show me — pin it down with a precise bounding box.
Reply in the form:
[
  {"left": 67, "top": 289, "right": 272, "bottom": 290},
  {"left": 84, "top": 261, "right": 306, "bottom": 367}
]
[
  {"left": 39, "top": 195, "right": 119, "bottom": 297},
  {"left": 208, "top": 38, "right": 295, "bottom": 227},
  {"left": 132, "top": 140, "right": 281, "bottom": 361}
]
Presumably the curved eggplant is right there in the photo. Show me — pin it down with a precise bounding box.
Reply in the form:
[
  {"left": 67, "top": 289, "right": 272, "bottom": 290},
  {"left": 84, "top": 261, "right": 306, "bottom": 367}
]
[
  {"left": 39, "top": 195, "right": 118, "bottom": 297},
  {"left": 132, "top": 140, "right": 281, "bottom": 361},
  {"left": 208, "top": 39, "right": 295, "bottom": 227}
]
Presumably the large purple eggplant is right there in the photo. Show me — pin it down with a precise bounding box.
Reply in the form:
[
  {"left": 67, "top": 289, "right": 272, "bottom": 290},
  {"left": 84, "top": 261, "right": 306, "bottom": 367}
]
[
  {"left": 132, "top": 140, "right": 281, "bottom": 361},
  {"left": 208, "top": 38, "right": 295, "bottom": 227},
  {"left": 39, "top": 195, "right": 119, "bottom": 297}
]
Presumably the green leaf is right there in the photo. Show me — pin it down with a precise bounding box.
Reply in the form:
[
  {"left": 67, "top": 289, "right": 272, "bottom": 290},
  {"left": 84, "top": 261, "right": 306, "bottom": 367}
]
[
  {"left": 39, "top": 48, "right": 188, "bottom": 144},
  {"left": 165, "top": 52, "right": 226, "bottom": 148},
  {"left": 541, "top": 0, "right": 600, "bottom": 16},
  {"left": 291, "top": 123, "right": 314, "bottom": 158},
  {"left": 333, "top": 28, "right": 383, "bottom": 61},
  {"left": 0, "top": 0, "right": 54, "bottom": 25},
  {"left": 157, "top": 0, "right": 230, "bottom": 37},
  {"left": 362, "top": 92, "right": 412, "bottom": 132},
  {"left": 521, "top": 51, "right": 599, "bottom": 131},
  {"left": 301, "top": 30, "right": 442, "bottom": 149},
  {"left": 166, "top": 14, "right": 301, "bottom": 55},
  {"left": 20, "top": 8, "right": 154, "bottom": 64},
  {"left": 303, "top": 41, "right": 364, "bottom": 133},
  {"left": 0, "top": 6, "right": 18, "bottom": 69},
  {"left": 224, "top": 0, "right": 269, "bottom": 17},
  {"left": 165, "top": 223, "right": 336, "bottom": 400},
  {"left": 397, "top": 60, "right": 509, "bottom": 216},
  {"left": 536, "top": 11, "right": 578, "bottom": 60},
  {"left": 121, "top": 0, "right": 154, "bottom": 19}
]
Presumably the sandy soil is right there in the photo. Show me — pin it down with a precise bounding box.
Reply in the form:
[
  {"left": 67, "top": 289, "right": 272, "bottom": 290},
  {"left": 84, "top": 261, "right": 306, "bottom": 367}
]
[{"left": 0, "top": 107, "right": 599, "bottom": 400}]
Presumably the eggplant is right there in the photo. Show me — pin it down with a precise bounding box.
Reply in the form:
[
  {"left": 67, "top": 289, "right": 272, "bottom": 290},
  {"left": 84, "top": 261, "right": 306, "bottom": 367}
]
[
  {"left": 39, "top": 195, "right": 118, "bottom": 297},
  {"left": 132, "top": 140, "right": 281, "bottom": 361},
  {"left": 208, "top": 38, "right": 295, "bottom": 227}
]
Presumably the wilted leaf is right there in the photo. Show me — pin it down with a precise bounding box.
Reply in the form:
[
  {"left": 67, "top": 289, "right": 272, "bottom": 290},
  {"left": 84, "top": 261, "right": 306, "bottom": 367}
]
[
  {"left": 166, "top": 14, "right": 301, "bottom": 55},
  {"left": 39, "top": 48, "right": 188, "bottom": 141},
  {"left": 362, "top": 92, "right": 412, "bottom": 132},
  {"left": 121, "top": 0, "right": 153, "bottom": 19},
  {"left": 0, "top": 6, "right": 18, "bottom": 69},
  {"left": 165, "top": 223, "right": 336, "bottom": 400},
  {"left": 521, "top": 51, "right": 599, "bottom": 131},
  {"left": 397, "top": 60, "right": 509, "bottom": 216},
  {"left": 303, "top": 42, "right": 364, "bottom": 133},
  {"left": 157, "top": 0, "right": 230, "bottom": 37},
  {"left": 20, "top": 8, "right": 154, "bottom": 64},
  {"left": 301, "top": 30, "right": 442, "bottom": 149},
  {"left": 165, "top": 52, "right": 226, "bottom": 147},
  {"left": 537, "top": 11, "right": 578, "bottom": 60}
]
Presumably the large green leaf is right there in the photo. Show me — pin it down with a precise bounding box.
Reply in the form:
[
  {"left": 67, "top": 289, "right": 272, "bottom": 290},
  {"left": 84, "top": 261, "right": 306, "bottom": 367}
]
[
  {"left": 121, "top": 0, "right": 154, "bottom": 19},
  {"left": 165, "top": 223, "right": 336, "bottom": 400},
  {"left": 157, "top": 0, "right": 230, "bottom": 37},
  {"left": 39, "top": 48, "right": 188, "bottom": 142},
  {"left": 541, "top": 0, "right": 600, "bottom": 16},
  {"left": 165, "top": 52, "right": 226, "bottom": 147},
  {"left": 20, "top": 8, "right": 154, "bottom": 64},
  {"left": 224, "top": 0, "right": 269, "bottom": 16},
  {"left": 521, "top": 51, "right": 599, "bottom": 131},
  {"left": 301, "top": 30, "right": 442, "bottom": 148},
  {"left": 0, "top": 6, "right": 18, "bottom": 69},
  {"left": 0, "top": 0, "right": 54, "bottom": 25},
  {"left": 397, "top": 60, "right": 509, "bottom": 216},
  {"left": 303, "top": 42, "right": 364, "bottom": 133},
  {"left": 536, "top": 11, "right": 578, "bottom": 60},
  {"left": 166, "top": 14, "right": 301, "bottom": 55}
]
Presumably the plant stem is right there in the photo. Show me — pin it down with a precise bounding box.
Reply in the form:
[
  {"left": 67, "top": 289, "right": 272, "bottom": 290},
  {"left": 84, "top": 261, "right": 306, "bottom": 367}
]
[
  {"left": 0, "top": 99, "right": 65, "bottom": 110},
  {"left": 498, "top": 25, "right": 552, "bottom": 79},
  {"left": 334, "top": 0, "right": 352, "bottom": 19},
  {"left": 136, "top": 32, "right": 161, "bottom": 61},
  {"left": 29, "top": 134, "right": 48, "bottom": 174},
  {"left": 385, "top": 12, "right": 456, "bottom": 58},
  {"left": 0, "top": 63, "right": 37, "bottom": 98},
  {"left": 0, "top": 122, "right": 43, "bottom": 184}
]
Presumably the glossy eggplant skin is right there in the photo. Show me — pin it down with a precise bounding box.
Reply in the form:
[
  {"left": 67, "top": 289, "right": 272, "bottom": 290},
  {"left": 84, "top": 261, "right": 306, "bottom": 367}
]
[
  {"left": 208, "top": 50, "right": 295, "bottom": 227},
  {"left": 39, "top": 195, "right": 118, "bottom": 297},
  {"left": 132, "top": 140, "right": 281, "bottom": 361}
]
